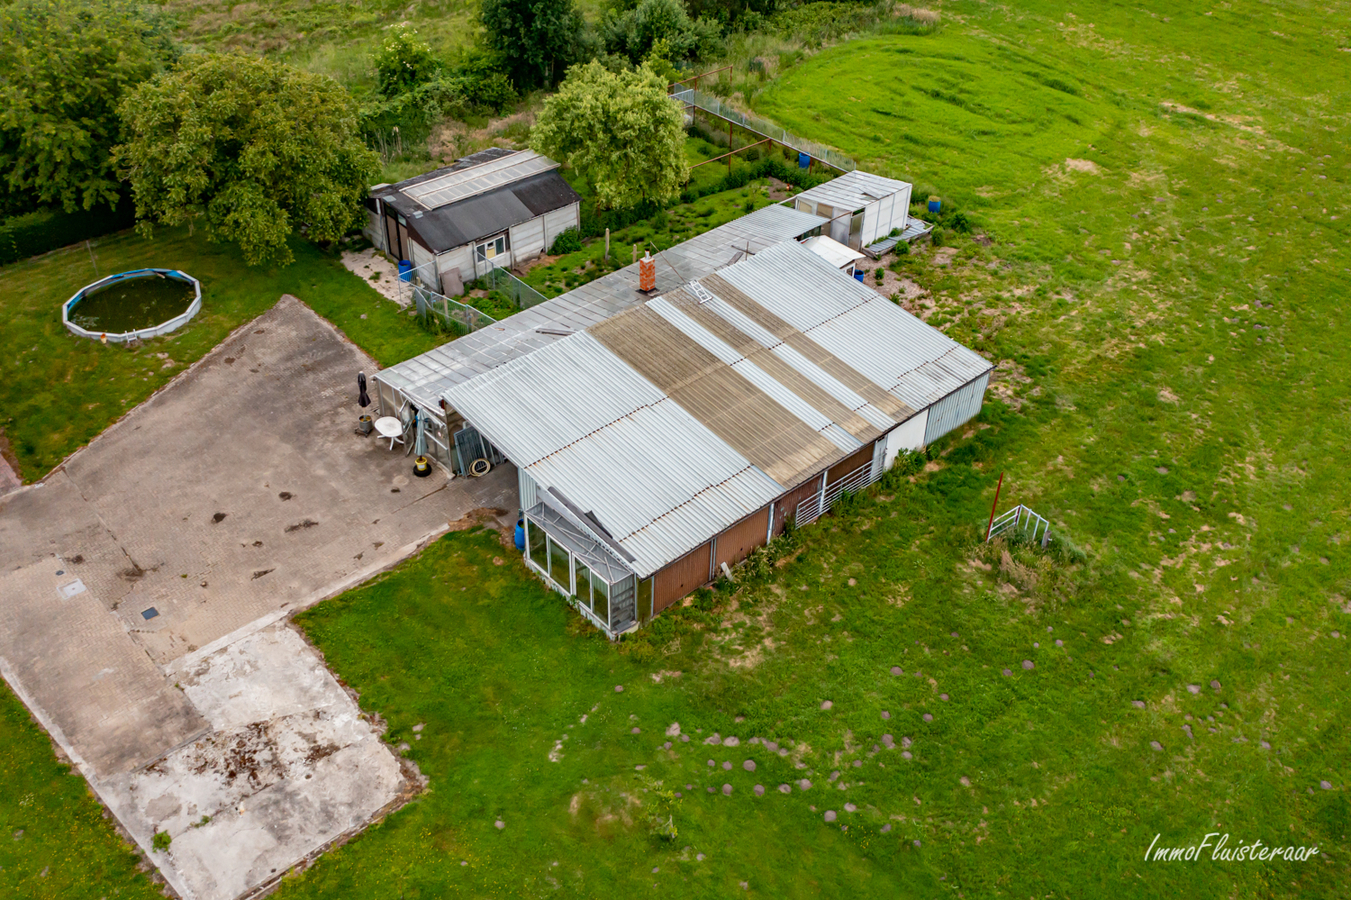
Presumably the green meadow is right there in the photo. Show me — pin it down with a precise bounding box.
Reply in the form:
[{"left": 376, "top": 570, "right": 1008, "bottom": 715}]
[{"left": 1, "top": 1, "right": 1348, "bottom": 897}]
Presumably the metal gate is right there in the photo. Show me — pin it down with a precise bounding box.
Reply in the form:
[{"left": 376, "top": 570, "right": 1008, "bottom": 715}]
[{"left": 453, "top": 425, "right": 504, "bottom": 476}]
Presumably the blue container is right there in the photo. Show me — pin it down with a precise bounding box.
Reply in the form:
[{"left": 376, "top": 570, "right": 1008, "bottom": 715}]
[
  {"left": 514, "top": 518, "right": 526, "bottom": 551},
  {"left": 798, "top": 152, "right": 811, "bottom": 169},
  {"left": 398, "top": 260, "right": 413, "bottom": 282},
  {"left": 927, "top": 199, "right": 941, "bottom": 214},
  {"left": 853, "top": 268, "right": 865, "bottom": 283}
]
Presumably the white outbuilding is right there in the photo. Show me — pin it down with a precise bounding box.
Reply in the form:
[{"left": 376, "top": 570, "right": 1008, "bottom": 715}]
[
  {"left": 364, "top": 148, "right": 581, "bottom": 294},
  {"left": 787, "top": 170, "right": 914, "bottom": 250}
]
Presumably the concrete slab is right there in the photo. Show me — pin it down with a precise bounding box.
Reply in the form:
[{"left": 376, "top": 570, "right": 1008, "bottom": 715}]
[
  {"left": 0, "top": 556, "right": 206, "bottom": 776},
  {"left": 0, "top": 295, "right": 519, "bottom": 900},
  {"left": 99, "top": 626, "right": 405, "bottom": 900}
]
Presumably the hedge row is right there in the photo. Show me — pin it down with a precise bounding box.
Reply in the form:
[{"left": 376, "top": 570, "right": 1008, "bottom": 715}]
[
  {"left": 578, "top": 157, "right": 831, "bottom": 240},
  {"left": 0, "top": 202, "right": 136, "bottom": 267}
]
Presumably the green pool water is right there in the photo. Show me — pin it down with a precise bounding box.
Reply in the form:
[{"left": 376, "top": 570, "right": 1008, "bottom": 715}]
[{"left": 69, "top": 274, "right": 195, "bottom": 334}]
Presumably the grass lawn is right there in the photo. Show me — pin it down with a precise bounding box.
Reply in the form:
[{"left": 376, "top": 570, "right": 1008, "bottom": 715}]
[
  {"left": 0, "top": 229, "right": 449, "bottom": 482},
  {"left": 2, "top": 1, "right": 1348, "bottom": 897},
  {"left": 0, "top": 686, "right": 162, "bottom": 900},
  {"left": 279, "top": 2, "right": 1349, "bottom": 897}
]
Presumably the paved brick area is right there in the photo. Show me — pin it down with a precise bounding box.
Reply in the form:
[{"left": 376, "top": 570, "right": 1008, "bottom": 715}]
[{"left": 0, "top": 295, "right": 518, "bottom": 900}]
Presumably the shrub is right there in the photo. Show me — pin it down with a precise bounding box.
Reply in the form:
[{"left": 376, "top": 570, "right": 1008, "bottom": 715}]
[
  {"left": 930, "top": 226, "right": 947, "bottom": 247},
  {"left": 945, "top": 209, "right": 972, "bottom": 233},
  {"left": 374, "top": 25, "right": 440, "bottom": 97},
  {"left": 152, "top": 830, "right": 172, "bottom": 852},
  {"left": 549, "top": 228, "right": 582, "bottom": 254}
]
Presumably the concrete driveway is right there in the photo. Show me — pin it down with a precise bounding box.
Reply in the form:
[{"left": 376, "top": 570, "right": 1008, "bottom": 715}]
[{"left": 0, "top": 295, "right": 517, "bottom": 899}]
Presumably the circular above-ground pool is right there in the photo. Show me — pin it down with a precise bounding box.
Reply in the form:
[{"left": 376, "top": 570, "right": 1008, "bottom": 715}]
[{"left": 63, "top": 268, "right": 202, "bottom": 343}]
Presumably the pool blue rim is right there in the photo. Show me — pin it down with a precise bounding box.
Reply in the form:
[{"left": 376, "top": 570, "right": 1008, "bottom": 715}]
[{"left": 63, "top": 268, "right": 203, "bottom": 343}]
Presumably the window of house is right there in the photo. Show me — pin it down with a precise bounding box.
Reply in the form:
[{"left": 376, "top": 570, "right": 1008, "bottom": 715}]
[{"left": 475, "top": 233, "right": 509, "bottom": 263}]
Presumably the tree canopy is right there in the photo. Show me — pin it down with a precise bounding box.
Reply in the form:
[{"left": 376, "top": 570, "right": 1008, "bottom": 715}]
[
  {"left": 531, "top": 61, "right": 688, "bottom": 210},
  {"left": 480, "top": 0, "right": 587, "bottom": 91},
  {"left": 0, "top": 0, "right": 177, "bottom": 214},
  {"left": 601, "top": 0, "right": 723, "bottom": 65},
  {"left": 116, "top": 54, "right": 379, "bottom": 266}
]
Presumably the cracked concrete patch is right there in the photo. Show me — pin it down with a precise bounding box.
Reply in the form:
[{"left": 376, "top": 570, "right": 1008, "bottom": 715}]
[{"left": 101, "top": 626, "right": 405, "bottom": 900}]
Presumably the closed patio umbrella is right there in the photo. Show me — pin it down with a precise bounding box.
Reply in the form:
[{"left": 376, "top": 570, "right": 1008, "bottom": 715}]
[{"left": 357, "top": 371, "right": 370, "bottom": 408}]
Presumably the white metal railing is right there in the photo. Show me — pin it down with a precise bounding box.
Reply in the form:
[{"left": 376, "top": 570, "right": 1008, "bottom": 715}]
[
  {"left": 987, "top": 505, "right": 1051, "bottom": 547},
  {"left": 795, "top": 461, "right": 878, "bottom": 527},
  {"left": 671, "top": 89, "right": 857, "bottom": 173}
]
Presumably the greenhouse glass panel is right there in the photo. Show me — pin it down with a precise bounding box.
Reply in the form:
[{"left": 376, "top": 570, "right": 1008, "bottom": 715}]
[
  {"left": 547, "top": 536, "right": 571, "bottom": 593},
  {"left": 591, "top": 571, "right": 610, "bottom": 627},
  {"left": 574, "top": 561, "right": 592, "bottom": 609}
]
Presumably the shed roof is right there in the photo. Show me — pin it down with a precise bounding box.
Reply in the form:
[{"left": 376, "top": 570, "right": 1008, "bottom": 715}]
[
  {"left": 802, "top": 235, "right": 866, "bottom": 268},
  {"left": 440, "top": 240, "right": 992, "bottom": 577},
  {"left": 372, "top": 150, "right": 580, "bottom": 253},
  {"left": 402, "top": 150, "right": 558, "bottom": 210},
  {"left": 789, "top": 170, "right": 911, "bottom": 213},
  {"left": 375, "top": 203, "right": 827, "bottom": 411}
]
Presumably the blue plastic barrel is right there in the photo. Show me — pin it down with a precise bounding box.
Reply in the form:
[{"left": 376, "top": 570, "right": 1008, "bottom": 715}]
[
  {"left": 398, "top": 260, "right": 413, "bottom": 282},
  {"left": 927, "top": 199, "right": 941, "bottom": 214},
  {"left": 798, "top": 152, "right": 810, "bottom": 169},
  {"left": 853, "top": 268, "right": 865, "bottom": 283},
  {"left": 514, "top": 518, "right": 526, "bottom": 551}
]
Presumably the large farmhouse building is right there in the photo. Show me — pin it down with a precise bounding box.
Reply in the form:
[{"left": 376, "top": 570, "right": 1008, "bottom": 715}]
[{"left": 368, "top": 179, "right": 990, "bottom": 636}]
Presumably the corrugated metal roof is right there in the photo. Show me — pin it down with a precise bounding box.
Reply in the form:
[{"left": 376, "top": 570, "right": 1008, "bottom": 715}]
[
  {"left": 376, "top": 203, "right": 827, "bottom": 411},
  {"left": 708, "top": 241, "right": 993, "bottom": 413},
  {"left": 443, "top": 334, "right": 784, "bottom": 577},
  {"left": 802, "top": 235, "right": 866, "bottom": 268},
  {"left": 590, "top": 303, "right": 847, "bottom": 487},
  {"left": 403, "top": 150, "right": 558, "bottom": 210},
  {"left": 438, "top": 232, "right": 992, "bottom": 579},
  {"left": 788, "top": 170, "right": 912, "bottom": 213}
]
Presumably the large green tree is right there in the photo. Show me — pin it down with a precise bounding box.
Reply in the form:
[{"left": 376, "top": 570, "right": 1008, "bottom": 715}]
[
  {"left": 480, "top": 0, "right": 586, "bottom": 90},
  {"left": 0, "top": 0, "right": 176, "bottom": 214},
  {"left": 531, "top": 61, "right": 688, "bottom": 209},
  {"left": 116, "top": 54, "right": 379, "bottom": 267}
]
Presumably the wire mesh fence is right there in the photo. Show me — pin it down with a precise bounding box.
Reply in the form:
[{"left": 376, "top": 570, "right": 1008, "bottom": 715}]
[
  {"left": 397, "top": 260, "right": 552, "bottom": 337},
  {"left": 484, "top": 265, "right": 549, "bottom": 311},
  {"left": 671, "top": 89, "right": 857, "bottom": 173}
]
